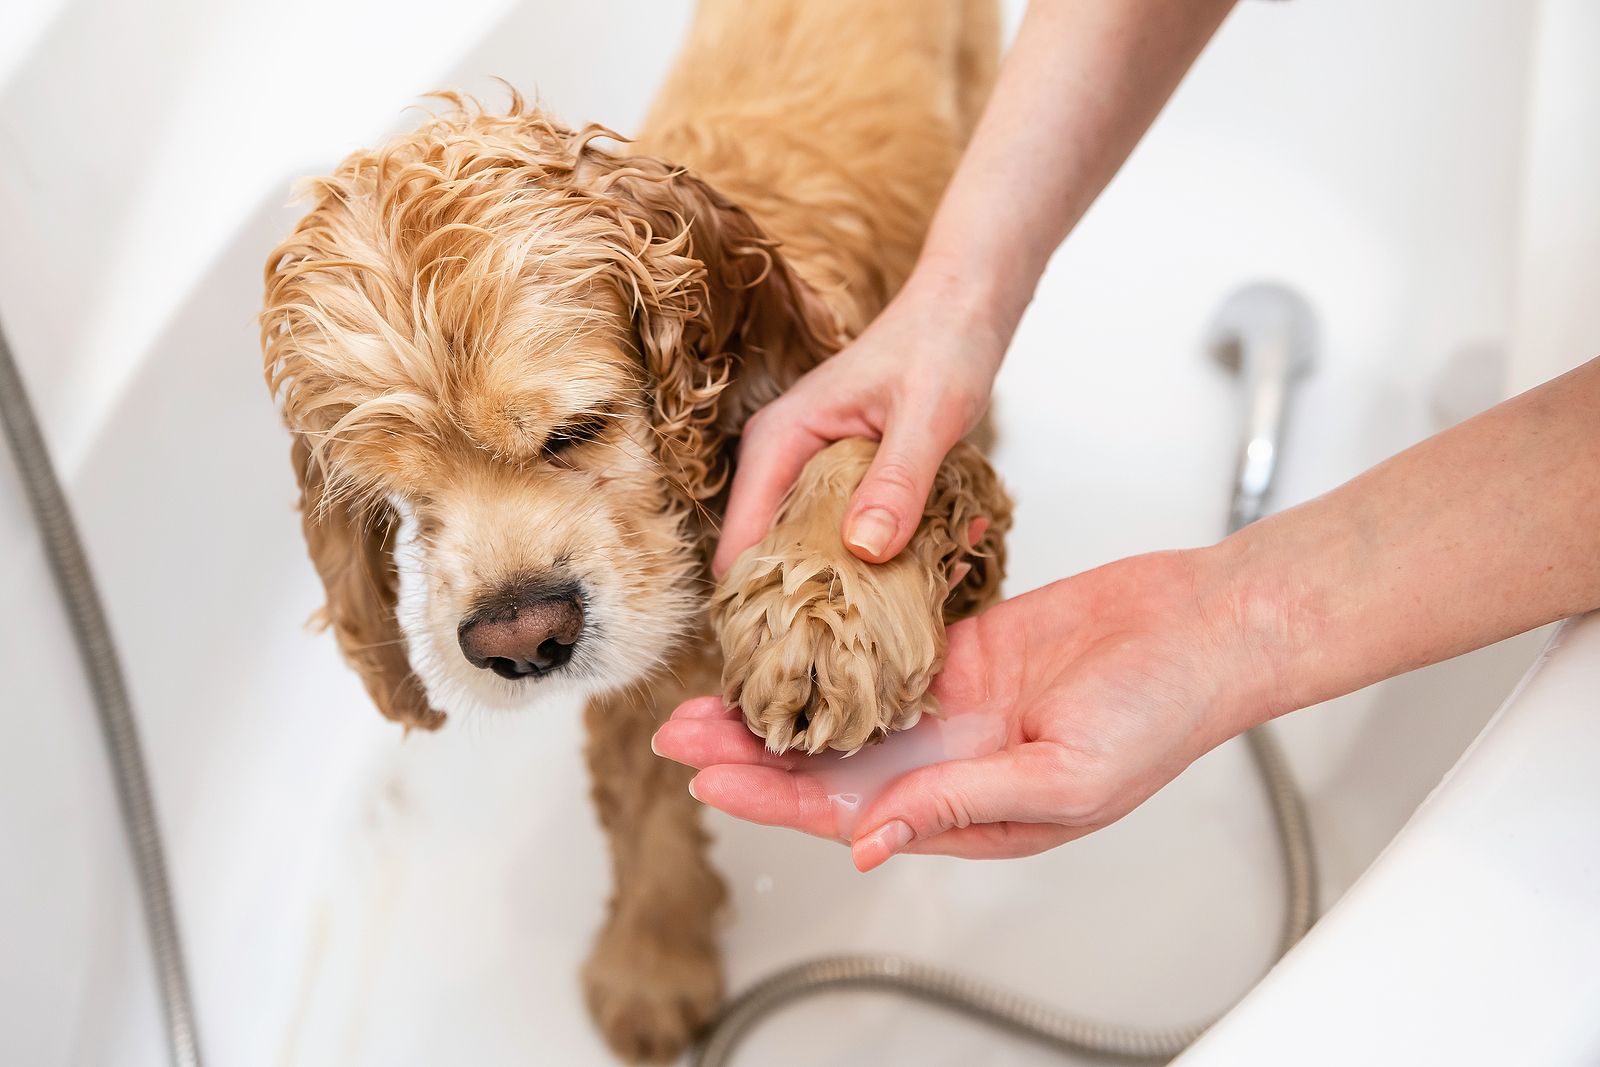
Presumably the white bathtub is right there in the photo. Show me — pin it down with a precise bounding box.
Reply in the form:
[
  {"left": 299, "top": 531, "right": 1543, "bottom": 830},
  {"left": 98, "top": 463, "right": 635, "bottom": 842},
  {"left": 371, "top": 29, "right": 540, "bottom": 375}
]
[{"left": 2, "top": 1, "right": 1595, "bottom": 1064}]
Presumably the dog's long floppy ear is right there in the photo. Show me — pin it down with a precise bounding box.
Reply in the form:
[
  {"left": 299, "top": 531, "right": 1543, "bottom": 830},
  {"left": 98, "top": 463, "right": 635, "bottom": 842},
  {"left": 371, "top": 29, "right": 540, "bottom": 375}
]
[
  {"left": 600, "top": 158, "right": 846, "bottom": 508},
  {"left": 290, "top": 436, "right": 446, "bottom": 731}
]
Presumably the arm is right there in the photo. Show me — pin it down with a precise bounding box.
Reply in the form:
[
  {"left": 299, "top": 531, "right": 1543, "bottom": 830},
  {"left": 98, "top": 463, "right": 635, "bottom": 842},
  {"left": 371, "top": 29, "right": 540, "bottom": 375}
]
[
  {"left": 663, "top": 357, "right": 1600, "bottom": 870},
  {"left": 714, "top": 0, "right": 1238, "bottom": 573},
  {"left": 1224, "top": 356, "right": 1600, "bottom": 723},
  {"left": 914, "top": 0, "right": 1240, "bottom": 346}
]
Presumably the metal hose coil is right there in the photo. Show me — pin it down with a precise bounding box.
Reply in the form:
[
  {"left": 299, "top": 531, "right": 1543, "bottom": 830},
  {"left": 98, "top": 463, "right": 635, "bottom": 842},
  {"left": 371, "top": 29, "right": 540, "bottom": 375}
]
[
  {"left": 0, "top": 321, "right": 203, "bottom": 1067},
  {"left": 693, "top": 723, "right": 1316, "bottom": 1066}
]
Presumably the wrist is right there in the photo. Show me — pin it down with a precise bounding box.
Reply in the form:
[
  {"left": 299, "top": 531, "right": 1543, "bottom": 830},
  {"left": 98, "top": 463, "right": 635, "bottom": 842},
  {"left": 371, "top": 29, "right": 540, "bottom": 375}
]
[
  {"left": 902, "top": 254, "right": 1028, "bottom": 374},
  {"left": 1184, "top": 530, "right": 1317, "bottom": 733}
]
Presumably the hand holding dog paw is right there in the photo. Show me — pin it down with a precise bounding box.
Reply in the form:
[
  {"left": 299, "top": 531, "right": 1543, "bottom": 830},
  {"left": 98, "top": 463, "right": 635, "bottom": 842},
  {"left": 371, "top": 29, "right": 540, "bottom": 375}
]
[
  {"left": 714, "top": 273, "right": 1007, "bottom": 576},
  {"left": 658, "top": 549, "right": 1269, "bottom": 871}
]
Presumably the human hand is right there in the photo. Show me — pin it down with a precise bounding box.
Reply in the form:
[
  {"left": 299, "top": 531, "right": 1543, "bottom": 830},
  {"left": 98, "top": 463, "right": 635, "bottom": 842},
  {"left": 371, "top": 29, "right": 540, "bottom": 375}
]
[
  {"left": 655, "top": 549, "right": 1271, "bottom": 871},
  {"left": 713, "top": 271, "right": 1008, "bottom": 575}
]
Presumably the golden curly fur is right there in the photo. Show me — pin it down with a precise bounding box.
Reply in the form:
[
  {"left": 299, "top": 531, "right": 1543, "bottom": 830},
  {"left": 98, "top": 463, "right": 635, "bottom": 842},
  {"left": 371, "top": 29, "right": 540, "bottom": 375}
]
[
  {"left": 715, "top": 439, "right": 1009, "bottom": 754},
  {"left": 260, "top": 1, "right": 1007, "bottom": 1060}
]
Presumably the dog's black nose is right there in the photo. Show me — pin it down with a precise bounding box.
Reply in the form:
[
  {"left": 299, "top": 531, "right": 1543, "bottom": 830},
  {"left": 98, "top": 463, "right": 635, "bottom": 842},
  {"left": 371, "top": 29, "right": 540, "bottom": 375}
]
[{"left": 458, "top": 588, "right": 584, "bottom": 679}]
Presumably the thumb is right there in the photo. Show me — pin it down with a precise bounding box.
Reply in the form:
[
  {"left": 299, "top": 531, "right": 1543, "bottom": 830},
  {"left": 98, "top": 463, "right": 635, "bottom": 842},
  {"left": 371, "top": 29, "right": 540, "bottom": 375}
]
[
  {"left": 849, "top": 743, "right": 1075, "bottom": 871},
  {"left": 843, "top": 416, "right": 959, "bottom": 563}
]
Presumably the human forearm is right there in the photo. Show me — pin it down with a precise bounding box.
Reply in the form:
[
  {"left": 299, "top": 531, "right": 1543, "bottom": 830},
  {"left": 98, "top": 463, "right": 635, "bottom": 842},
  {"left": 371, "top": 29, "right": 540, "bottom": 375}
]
[
  {"left": 911, "top": 0, "right": 1238, "bottom": 343},
  {"left": 716, "top": 1, "right": 1238, "bottom": 569},
  {"left": 1208, "top": 357, "right": 1600, "bottom": 726}
]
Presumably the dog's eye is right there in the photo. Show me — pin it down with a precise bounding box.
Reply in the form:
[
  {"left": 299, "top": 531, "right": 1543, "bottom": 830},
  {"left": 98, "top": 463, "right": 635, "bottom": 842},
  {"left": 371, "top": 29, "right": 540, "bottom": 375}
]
[{"left": 543, "top": 413, "right": 610, "bottom": 457}]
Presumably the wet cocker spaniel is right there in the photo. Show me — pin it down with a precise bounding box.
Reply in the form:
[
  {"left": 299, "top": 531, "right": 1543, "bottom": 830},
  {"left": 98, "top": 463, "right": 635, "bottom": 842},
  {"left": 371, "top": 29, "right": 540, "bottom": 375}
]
[{"left": 260, "top": 1, "right": 1010, "bottom": 1060}]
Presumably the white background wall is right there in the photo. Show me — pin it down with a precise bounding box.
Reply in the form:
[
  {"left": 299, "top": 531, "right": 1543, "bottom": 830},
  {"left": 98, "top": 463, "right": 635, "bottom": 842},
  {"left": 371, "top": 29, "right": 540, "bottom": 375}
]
[{"left": 0, "top": 2, "right": 1586, "bottom": 1065}]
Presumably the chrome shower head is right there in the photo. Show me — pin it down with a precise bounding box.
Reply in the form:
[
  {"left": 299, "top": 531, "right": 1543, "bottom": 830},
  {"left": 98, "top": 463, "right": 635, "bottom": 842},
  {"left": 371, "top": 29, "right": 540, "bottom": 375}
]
[{"left": 1206, "top": 282, "right": 1318, "bottom": 532}]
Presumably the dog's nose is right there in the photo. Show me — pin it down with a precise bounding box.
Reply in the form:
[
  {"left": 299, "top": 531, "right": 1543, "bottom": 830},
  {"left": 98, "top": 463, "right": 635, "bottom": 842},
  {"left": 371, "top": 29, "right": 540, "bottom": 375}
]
[{"left": 457, "top": 589, "right": 584, "bottom": 679}]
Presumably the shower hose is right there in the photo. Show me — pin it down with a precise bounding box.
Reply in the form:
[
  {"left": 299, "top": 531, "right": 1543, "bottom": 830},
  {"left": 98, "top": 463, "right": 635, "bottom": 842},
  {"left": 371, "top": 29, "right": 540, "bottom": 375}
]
[
  {"left": 694, "top": 724, "right": 1316, "bottom": 1065},
  {"left": 0, "top": 320, "right": 203, "bottom": 1067},
  {"left": 0, "top": 313, "right": 1312, "bottom": 1067}
]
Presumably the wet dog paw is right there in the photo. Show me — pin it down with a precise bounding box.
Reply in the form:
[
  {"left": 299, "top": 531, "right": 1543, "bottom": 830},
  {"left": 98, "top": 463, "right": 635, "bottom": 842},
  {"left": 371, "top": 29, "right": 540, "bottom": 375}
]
[
  {"left": 713, "top": 439, "right": 1006, "bottom": 754},
  {"left": 583, "top": 925, "right": 721, "bottom": 1064},
  {"left": 715, "top": 545, "right": 943, "bottom": 753}
]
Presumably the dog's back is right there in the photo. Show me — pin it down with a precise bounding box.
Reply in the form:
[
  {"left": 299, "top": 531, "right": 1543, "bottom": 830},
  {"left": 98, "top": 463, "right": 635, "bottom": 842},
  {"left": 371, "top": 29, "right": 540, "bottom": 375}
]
[{"left": 639, "top": 0, "right": 999, "bottom": 332}]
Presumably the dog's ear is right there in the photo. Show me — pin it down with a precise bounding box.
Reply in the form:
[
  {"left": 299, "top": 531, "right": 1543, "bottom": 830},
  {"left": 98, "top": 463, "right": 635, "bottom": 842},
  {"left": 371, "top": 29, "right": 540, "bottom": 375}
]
[
  {"left": 601, "top": 159, "right": 844, "bottom": 507},
  {"left": 291, "top": 437, "right": 446, "bottom": 731}
]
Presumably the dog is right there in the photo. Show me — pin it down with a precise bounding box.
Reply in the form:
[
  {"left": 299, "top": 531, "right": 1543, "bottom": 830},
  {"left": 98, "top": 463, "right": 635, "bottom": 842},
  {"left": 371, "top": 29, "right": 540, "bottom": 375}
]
[{"left": 260, "top": 1, "right": 1010, "bottom": 1060}]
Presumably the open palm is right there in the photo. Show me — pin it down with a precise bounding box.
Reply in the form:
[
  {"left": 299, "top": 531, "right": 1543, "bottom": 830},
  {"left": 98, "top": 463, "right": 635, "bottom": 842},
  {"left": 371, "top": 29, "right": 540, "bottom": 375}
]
[{"left": 654, "top": 551, "right": 1255, "bottom": 871}]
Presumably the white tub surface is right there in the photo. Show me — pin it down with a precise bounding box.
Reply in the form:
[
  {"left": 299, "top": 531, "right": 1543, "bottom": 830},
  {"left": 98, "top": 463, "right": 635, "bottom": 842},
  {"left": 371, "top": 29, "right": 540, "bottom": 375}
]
[
  {"left": 1179, "top": 614, "right": 1600, "bottom": 1066},
  {"left": 0, "top": 2, "right": 1582, "bottom": 1065}
]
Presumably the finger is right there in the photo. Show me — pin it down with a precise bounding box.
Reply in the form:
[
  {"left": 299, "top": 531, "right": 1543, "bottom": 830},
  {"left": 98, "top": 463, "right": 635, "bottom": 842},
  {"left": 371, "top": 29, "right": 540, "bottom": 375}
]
[
  {"left": 687, "top": 764, "right": 842, "bottom": 840},
  {"left": 714, "top": 409, "right": 829, "bottom": 576},
  {"left": 652, "top": 718, "right": 805, "bottom": 771},
  {"left": 670, "top": 695, "right": 743, "bottom": 721},
  {"left": 843, "top": 415, "right": 961, "bottom": 563},
  {"left": 848, "top": 743, "right": 1077, "bottom": 871},
  {"left": 945, "top": 517, "right": 991, "bottom": 589},
  {"left": 899, "top": 821, "right": 1085, "bottom": 861}
]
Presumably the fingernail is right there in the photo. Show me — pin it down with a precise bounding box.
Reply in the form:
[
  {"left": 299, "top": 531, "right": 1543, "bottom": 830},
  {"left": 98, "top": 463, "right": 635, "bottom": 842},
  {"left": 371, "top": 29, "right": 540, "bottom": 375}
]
[
  {"left": 847, "top": 508, "right": 896, "bottom": 559},
  {"left": 687, "top": 776, "right": 702, "bottom": 802},
  {"left": 649, "top": 728, "right": 663, "bottom": 756},
  {"left": 853, "top": 818, "right": 914, "bottom": 870}
]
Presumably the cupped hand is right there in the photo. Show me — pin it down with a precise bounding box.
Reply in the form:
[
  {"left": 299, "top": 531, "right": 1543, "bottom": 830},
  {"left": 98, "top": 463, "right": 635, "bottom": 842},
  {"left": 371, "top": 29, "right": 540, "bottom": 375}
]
[
  {"left": 712, "top": 274, "right": 1007, "bottom": 576},
  {"left": 654, "top": 550, "right": 1268, "bottom": 871}
]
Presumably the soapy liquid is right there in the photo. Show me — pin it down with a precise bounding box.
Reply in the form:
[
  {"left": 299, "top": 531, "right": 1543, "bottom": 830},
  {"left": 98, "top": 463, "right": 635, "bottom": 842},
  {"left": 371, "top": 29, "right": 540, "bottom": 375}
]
[{"left": 802, "top": 713, "right": 1009, "bottom": 836}]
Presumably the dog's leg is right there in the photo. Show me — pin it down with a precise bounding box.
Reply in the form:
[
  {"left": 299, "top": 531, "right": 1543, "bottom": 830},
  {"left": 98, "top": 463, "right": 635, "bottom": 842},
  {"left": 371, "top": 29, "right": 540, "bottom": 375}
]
[
  {"left": 582, "top": 660, "right": 726, "bottom": 1064},
  {"left": 714, "top": 438, "right": 1010, "bottom": 754}
]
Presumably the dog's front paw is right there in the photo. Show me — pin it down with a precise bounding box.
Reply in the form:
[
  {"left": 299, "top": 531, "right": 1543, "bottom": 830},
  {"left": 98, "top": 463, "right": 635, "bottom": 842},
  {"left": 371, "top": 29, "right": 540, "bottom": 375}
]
[
  {"left": 714, "top": 543, "right": 945, "bottom": 753},
  {"left": 583, "top": 923, "right": 721, "bottom": 1064},
  {"left": 713, "top": 439, "right": 1008, "bottom": 755}
]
